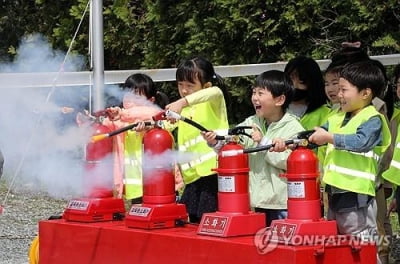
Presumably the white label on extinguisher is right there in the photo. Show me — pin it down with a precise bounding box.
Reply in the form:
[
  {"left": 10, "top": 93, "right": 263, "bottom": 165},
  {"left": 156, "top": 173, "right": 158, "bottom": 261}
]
[
  {"left": 287, "top": 181, "right": 305, "bottom": 198},
  {"left": 218, "top": 176, "right": 235, "bottom": 192},
  {"left": 129, "top": 206, "right": 152, "bottom": 217},
  {"left": 67, "top": 200, "right": 90, "bottom": 211}
]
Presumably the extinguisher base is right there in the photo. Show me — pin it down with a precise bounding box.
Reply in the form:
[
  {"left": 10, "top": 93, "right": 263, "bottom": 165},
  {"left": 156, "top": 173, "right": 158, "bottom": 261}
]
[
  {"left": 125, "top": 203, "right": 188, "bottom": 229},
  {"left": 197, "top": 211, "right": 265, "bottom": 237},
  {"left": 63, "top": 197, "right": 126, "bottom": 222}
]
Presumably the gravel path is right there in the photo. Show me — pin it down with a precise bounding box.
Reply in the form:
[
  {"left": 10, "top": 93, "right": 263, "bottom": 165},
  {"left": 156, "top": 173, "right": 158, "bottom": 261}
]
[{"left": 0, "top": 179, "right": 66, "bottom": 264}]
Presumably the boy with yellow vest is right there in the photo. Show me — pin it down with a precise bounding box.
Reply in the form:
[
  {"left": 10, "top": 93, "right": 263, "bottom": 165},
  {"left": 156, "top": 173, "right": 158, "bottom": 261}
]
[{"left": 309, "top": 61, "right": 391, "bottom": 249}]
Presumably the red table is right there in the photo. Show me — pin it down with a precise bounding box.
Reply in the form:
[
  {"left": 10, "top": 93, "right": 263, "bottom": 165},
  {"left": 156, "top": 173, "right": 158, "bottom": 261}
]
[{"left": 39, "top": 219, "right": 377, "bottom": 264}]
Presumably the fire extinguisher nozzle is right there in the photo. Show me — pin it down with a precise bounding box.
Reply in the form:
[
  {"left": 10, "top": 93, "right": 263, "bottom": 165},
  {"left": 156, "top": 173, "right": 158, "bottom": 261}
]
[
  {"left": 91, "top": 134, "right": 109, "bottom": 142},
  {"left": 165, "top": 110, "right": 182, "bottom": 121}
]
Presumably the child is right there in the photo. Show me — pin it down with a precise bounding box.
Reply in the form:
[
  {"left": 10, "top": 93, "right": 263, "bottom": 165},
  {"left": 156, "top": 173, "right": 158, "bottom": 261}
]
[
  {"left": 284, "top": 56, "right": 330, "bottom": 130},
  {"left": 103, "top": 73, "right": 170, "bottom": 203},
  {"left": 203, "top": 70, "right": 304, "bottom": 226},
  {"left": 165, "top": 56, "right": 229, "bottom": 223},
  {"left": 324, "top": 64, "right": 341, "bottom": 113},
  {"left": 385, "top": 63, "right": 400, "bottom": 216},
  {"left": 308, "top": 61, "right": 391, "bottom": 248}
]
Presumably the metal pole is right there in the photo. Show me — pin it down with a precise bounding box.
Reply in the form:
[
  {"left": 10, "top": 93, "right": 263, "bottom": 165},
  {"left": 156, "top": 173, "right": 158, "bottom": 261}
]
[{"left": 92, "top": 0, "right": 105, "bottom": 111}]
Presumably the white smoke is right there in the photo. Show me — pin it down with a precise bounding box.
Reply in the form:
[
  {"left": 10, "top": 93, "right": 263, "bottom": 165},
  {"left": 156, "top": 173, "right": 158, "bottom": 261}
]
[
  {"left": 0, "top": 34, "right": 200, "bottom": 201},
  {"left": 0, "top": 34, "right": 90, "bottom": 199}
]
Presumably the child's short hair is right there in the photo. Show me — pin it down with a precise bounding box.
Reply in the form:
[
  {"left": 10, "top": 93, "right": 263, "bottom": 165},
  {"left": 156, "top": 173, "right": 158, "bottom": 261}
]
[
  {"left": 324, "top": 64, "right": 342, "bottom": 77},
  {"left": 340, "top": 60, "right": 386, "bottom": 98},
  {"left": 254, "top": 70, "right": 294, "bottom": 110}
]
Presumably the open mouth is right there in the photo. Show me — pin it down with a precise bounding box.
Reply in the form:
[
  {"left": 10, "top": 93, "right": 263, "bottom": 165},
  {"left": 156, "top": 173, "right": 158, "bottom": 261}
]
[{"left": 254, "top": 105, "right": 261, "bottom": 110}]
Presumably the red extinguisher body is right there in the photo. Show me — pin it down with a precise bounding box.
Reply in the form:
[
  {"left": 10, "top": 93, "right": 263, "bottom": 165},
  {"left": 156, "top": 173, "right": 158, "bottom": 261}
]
[
  {"left": 142, "top": 127, "right": 175, "bottom": 204},
  {"left": 215, "top": 142, "right": 250, "bottom": 214},
  {"left": 282, "top": 147, "right": 320, "bottom": 220},
  {"left": 84, "top": 122, "right": 113, "bottom": 198}
]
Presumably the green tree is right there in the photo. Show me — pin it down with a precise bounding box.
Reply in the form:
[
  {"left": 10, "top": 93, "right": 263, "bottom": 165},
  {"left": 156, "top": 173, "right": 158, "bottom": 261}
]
[{"left": 1, "top": 0, "right": 399, "bottom": 123}]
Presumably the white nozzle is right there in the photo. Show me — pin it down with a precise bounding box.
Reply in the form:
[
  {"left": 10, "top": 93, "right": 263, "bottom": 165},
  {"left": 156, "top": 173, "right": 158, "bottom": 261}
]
[
  {"left": 221, "top": 149, "right": 243, "bottom": 157},
  {"left": 165, "top": 110, "right": 182, "bottom": 120}
]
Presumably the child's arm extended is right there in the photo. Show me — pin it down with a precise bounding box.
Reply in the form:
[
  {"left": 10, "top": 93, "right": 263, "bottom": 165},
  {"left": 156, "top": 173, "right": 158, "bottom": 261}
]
[
  {"left": 166, "top": 87, "right": 223, "bottom": 114},
  {"left": 120, "top": 105, "right": 161, "bottom": 123},
  {"left": 309, "top": 116, "right": 383, "bottom": 152}
]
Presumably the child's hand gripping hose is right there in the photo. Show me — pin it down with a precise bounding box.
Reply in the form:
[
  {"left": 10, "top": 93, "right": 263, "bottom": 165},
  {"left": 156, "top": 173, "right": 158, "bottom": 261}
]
[
  {"left": 220, "top": 130, "right": 315, "bottom": 157},
  {"left": 90, "top": 110, "right": 167, "bottom": 142}
]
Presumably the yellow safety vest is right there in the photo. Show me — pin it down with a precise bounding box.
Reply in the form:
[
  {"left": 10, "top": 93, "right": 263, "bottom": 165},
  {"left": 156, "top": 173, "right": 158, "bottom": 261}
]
[
  {"left": 124, "top": 130, "right": 143, "bottom": 199},
  {"left": 301, "top": 104, "right": 331, "bottom": 166},
  {"left": 300, "top": 104, "right": 330, "bottom": 130},
  {"left": 382, "top": 122, "right": 400, "bottom": 186},
  {"left": 178, "top": 101, "right": 228, "bottom": 184},
  {"left": 323, "top": 105, "right": 391, "bottom": 196}
]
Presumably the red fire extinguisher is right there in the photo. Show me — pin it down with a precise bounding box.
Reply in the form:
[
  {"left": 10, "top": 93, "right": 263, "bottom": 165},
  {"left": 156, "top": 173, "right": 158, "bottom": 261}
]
[
  {"left": 214, "top": 127, "right": 253, "bottom": 214},
  {"left": 142, "top": 126, "right": 176, "bottom": 204},
  {"left": 84, "top": 121, "right": 114, "bottom": 198},
  {"left": 282, "top": 146, "right": 321, "bottom": 220}
]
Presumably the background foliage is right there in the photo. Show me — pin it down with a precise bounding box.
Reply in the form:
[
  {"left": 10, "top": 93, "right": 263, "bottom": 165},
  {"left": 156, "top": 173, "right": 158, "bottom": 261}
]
[{"left": 1, "top": 0, "right": 399, "bottom": 123}]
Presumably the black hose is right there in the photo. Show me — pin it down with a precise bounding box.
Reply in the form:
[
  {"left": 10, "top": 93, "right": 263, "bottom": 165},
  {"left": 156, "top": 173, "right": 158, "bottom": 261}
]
[
  {"left": 107, "top": 121, "right": 153, "bottom": 137},
  {"left": 181, "top": 117, "right": 225, "bottom": 140},
  {"left": 243, "top": 139, "right": 296, "bottom": 154}
]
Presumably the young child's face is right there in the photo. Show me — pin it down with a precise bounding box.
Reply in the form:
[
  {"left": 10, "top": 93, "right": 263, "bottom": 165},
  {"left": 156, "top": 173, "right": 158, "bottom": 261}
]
[
  {"left": 324, "top": 72, "right": 340, "bottom": 104},
  {"left": 177, "top": 78, "right": 202, "bottom": 98},
  {"left": 338, "top": 77, "right": 368, "bottom": 114},
  {"left": 251, "top": 87, "right": 281, "bottom": 119}
]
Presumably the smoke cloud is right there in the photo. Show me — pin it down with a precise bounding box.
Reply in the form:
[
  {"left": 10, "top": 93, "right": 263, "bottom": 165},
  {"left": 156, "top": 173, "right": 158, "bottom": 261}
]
[
  {"left": 0, "top": 34, "right": 199, "bottom": 201},
  {"left": 0, "top": 34, "right": 92, "bottom": 199}
]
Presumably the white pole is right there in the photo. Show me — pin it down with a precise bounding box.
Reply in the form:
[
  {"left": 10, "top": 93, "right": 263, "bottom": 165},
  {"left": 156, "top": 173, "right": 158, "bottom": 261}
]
[{"left": 92, "top": 0, "right": 105, "bottom": 111}]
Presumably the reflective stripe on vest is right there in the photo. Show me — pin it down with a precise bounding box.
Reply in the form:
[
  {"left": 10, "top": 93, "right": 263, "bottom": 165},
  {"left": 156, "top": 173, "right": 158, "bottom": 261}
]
[
  {"left": 326, "top": 164, "right": 375, "bottom": 181},
  {"left": 124, "top": 178, "right": 142, "bottom": 185},
  {"left": 350, "top": 150, "right": 380, "bottom": 161},
  {"left": 178, "top": 135, "right": 204, "bottom": 152},
  {"left": 180, "top": 151, "right": 217, "bottom": 171},
  {"left": 179, "top": 129, "right": 228, "bottom": 152},
  {"left": 389, "top": 159, "right": 400, "bottom": 170},
  {"left": 124, "top": 157, "right": 141, "bottom": 167}
]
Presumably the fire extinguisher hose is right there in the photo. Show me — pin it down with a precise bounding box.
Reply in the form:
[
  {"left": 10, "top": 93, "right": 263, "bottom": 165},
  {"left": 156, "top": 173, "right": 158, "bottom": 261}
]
[
  {"left": 221, "top": 139, "right": 305, "bottom": 157},
  {"left": 244, "top": 139, "right": 305, "bottom": 153},
  {"left": 91, "top": 121, "right": 154, "bottom": 142},
  {"left": 165, "top": 110, "right": 225, "bottom": 140}
]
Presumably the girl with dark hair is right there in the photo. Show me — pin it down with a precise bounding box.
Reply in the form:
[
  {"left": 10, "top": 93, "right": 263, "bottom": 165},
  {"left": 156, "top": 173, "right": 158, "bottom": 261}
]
[
  {"left": 165, "top": 56, "right": 229, "bottom": 223},
  {"left": 284, "top": 56, "right": 330, "bottom": 130},
  {"left": 103, "top": 73, "right": 169, "bottom": 203}
]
